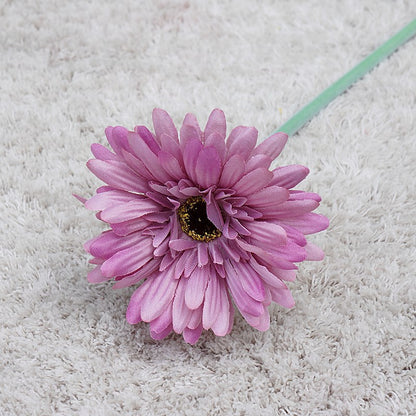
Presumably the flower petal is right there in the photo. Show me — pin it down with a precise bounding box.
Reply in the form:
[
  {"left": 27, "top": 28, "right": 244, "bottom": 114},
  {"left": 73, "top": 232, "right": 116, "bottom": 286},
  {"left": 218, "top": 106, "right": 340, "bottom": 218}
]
[
  {"left": 252, "top": 132, "right": 288, "bottom": 160},
  {"left": 100, "top": 199, "right": 160, "bottom": 223},
  {"left": 233, "top": 168, "right": 273, "bottom": 196},
  {"left": 270, "top": 165, "right": 309, "bottom": 188},
  {"left": 219, "top": 154, "right": 245, "bottom": 188},
  {"left": 304, "top": 242, "right": 325, "bottom": 261},
  {"left": 101, "top": 237, "right": 154, "bottom": 277},
  {"left": 152, "top": 108, "right": 178, "bottom": 142},
  {"left": 195, "top": 146, "right": 222, "bottom": 189},
  {"left": 140, "top": 267, "right": 179, "bottom": 322},
  {"left": 202, "top": 274, "right": 222, "bottom": 329},
  {"left": 87, "top": 265, "right": 112, "bottom": 283},
  {"left": 172, "top": 278, "right": 193, "bottom": 333},
  {"left": 91, "top": 143, "right": 117, "bottom": 161},
  {"left": 158, "top": 150, "right": 185, "bottom": 180},
  {"left": 280, "top": 213, "right": 329, "bottom": 235},
  {"left": 183, "top": 324, "right": 203, "bottom": 345},
  {"left": 183, "top": 138, "right": 203, "bottom": 184},
  {"left": 87, "top": 159, "right": 147, "bottom": 193},
  {"left": 205, "top": 132, "right": 226, "bottom": 162},
  {"left": 227, "top": 126, "right": 258, "bottom": 160},
  {"left": 185, "top": 266, "right": 209, "bottom": 310},
  {"left": 126, "top": 278, "right": 153, "bottom": 324},
  {"left": 204, "top": 109, "right": 226, "bottom": 140},
  {"left": 246, "top": 186, "right": 289, "bottom": 208}
]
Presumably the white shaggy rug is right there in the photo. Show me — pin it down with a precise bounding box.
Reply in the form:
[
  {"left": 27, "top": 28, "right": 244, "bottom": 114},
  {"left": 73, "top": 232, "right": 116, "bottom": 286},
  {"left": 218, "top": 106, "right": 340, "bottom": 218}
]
[{"left": 1, "top": 1, "right": 415, "bottom": 415}]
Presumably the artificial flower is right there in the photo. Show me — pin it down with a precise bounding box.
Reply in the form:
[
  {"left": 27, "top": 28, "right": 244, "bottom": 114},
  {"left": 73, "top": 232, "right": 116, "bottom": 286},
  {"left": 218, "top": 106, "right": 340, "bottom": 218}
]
[{"left": 81, "top": 109, "right": 328, "bottom": 344}]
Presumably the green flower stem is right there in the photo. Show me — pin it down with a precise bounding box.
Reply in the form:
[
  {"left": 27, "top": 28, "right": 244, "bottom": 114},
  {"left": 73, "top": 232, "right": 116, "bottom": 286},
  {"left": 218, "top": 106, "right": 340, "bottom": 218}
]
[{"left": 274, "top": 18, "right": 416, "bottom": 137}]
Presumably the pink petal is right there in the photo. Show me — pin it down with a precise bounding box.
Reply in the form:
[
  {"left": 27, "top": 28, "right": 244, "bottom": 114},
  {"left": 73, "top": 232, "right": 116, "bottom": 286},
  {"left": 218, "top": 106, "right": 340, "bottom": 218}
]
[
  {"left": 88, "top": 230, "right": 141, "bottom": 259},
  {"left": 304, "top": 242, "right": 325, "bottom": 260},
  {"left": 233, "top": 168, "right": 273, "bottom": 196},
  {"left": 185, "top": 266, "right": 209, "bottom": 310},
  {"left": 233, "top": 261, "right": 266, "bottom": 302},
  {"left": 205, "top": 132, "right": 226, "bottom": 162},
  {"left": 126, "top": 278, "right": 154, "bottom": 324},
  {"left": 158, "top": 150, "right": 185, "bottom": 180},
  {"left": 101, "top": 238, "right": 154, "bottom": 277},
  {"left": 227, "top": 126, "right": 258, "bottom": 160},
  {"left": 150, "top": 324, "right": 173, "bottom": 341},
  {"left": 245, "top": 154, "right": 272, "bottom": 172},
  {"left": 134, "top": 125, "right": 160, "bottom": 154},
  {"left": 110, "top": 218, "right": 151, "bottom": 236},
  {"left": 183, "top": 138, "right": 203, "bottom": 184},
  {"left": 252, "top": 132, "right": 288, "bottom": 160},
  {"left": 106, "top": 126, "right": 130, "bottom": 156},
  {"left": 169, "top": 239, "right": 198, "bottom": 251},
  {"left": 140, "top": 268, "right": 179, "bottom": 322},
  {"left": 85, "top": 189, "right": 139, "bottom": 211},
  {"left": 242, "top": 308, "right": 270, "bottom": 331},
  {"left": 197, "top": 243, "right": 209, "bottom": 267},
  {"left": 172, "top": 278, "right": 193, "bottom": 333},
  {"left": 206, "top": 198, "right": 224, "bottom": 230},
  {"left": 152, "top": 108, "right": 178, "bottom": 141},
  {"left": 265, "top": 199, "right": 320, "bottom": 218},
  {"left": 150, "top": 301, "right": 173, "bottom": 334},
  {"left": 249, "top": 258, "right": 287, "bottom": 289},
  {"left": 245, "top": 221, "right": 287, "bottom": 248},
  {"left": 180, "top": 123, "right": 202, "bottom": 150},
  {"left": 160, "top": 133, "right": 182, "bottom": 161},
  {"left": 204, "top": 109, "right": 226, "bottom": 140},
  {"left": 280, "top": 213, "right": 329, "bottom": 235},
  {"left": 195, "top": 146, "right": 222, "bottom": 189},
  {"left": 269, "top": 286, "right": 295, "bottom": 308},
  {"left": 112, "top": 259, "right": 160, "bottom": 289},
  {"left": 87, "top": 265, "right": 112, "bottom": 283},
  {"left": 91, "top": 143, "right": 117, "bottom": 161},
  {"left": 202, "top": 274, "right": 222, "bottom": 329},
  {"left": 127, "top": 132, "right": 170, "bottom": 182},
  {"left": 100, "top": 199, "right": 160, "bottom": 223},
  {"left": 223, "top": 260, "right": 264, "bottom": 317},
  {"left": 210, "top": 282, "right": 232, "bottom": 336},
  {"left": 183, "top": 324, "right": 203, "bottom": 345},
  {"left": 219, "top": 154, "right": 245, "bottom": 188},
  {"left": 270, "top": 165, "right": 309, "bottom": 188},
  {"left": 87, "top": 159, "right": 147, "bottom": 193},
  {"left": 246, "top": 186, "right": 289, "bottom": 208},
  {"left": 289, "top": 190, "right": 321, "bottom": 202}
]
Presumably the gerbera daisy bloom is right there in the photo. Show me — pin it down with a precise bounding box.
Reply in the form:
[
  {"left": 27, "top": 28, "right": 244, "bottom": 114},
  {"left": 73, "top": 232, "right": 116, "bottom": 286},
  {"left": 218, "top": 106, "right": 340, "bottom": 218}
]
[{"left": 81, "top": 109, "right": 328, "bottom": 344}]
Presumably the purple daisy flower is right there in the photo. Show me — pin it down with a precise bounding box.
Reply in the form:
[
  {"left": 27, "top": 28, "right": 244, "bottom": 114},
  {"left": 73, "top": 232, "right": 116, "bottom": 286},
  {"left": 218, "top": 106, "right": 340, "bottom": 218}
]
[{"left": 81, "top": 109, "right": 329, "bottom": 344}]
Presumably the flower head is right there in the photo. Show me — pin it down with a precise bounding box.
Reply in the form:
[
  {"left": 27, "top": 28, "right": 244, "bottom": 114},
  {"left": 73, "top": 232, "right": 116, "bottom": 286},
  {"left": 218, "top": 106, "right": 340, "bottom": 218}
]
[{"left": 82, "top": 109, "right": 329, "bottom": 344}]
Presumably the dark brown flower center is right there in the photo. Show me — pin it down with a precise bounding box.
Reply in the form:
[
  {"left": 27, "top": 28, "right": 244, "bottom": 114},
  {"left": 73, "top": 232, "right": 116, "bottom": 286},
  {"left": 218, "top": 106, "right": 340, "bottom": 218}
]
[{"left": 178, "top": 196, "right": 221, "bottom": 242}]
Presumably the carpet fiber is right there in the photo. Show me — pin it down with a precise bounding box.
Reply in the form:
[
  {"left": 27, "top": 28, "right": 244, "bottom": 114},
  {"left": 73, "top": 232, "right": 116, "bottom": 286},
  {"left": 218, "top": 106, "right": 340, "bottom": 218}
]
[{"left": 1, "top": 1, "right": 415, "bottom": 415}]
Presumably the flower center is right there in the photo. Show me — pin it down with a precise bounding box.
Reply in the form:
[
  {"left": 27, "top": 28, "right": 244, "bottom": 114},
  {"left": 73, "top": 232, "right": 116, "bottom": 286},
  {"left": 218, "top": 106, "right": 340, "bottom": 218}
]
[{"left": 178, "top": 196, "right": 222, "bottom": 242}]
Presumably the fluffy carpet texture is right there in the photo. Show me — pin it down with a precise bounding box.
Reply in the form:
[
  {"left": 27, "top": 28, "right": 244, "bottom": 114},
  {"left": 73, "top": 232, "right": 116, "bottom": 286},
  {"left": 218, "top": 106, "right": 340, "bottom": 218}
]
[{"left": 1, "top": 0, "right": 415, "bottom": 414}]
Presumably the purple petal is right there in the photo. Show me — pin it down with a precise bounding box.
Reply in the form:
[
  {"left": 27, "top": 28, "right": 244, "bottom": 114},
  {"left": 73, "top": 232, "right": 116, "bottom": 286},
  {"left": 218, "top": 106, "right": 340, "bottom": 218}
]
[
  {"left": 150, "top": 301, "right": 173, "bottom": 334},
  {"left": 127, "top": 132, "right": 171, "bottom": 182},
  {"left": 185, "top": 266, "right": 209, "bottom": 310},
  {"left": 210, "top": 280, "right": 232, "bottom": 336},
  {"left": 110, "top": 218, "right": 151, "bottom": 236},
  {"left": 289, "top": 190, "right": 321, "bottom": 202},
  {"left": 101, "top": 237, "right": 154, "bottom": 277},
  {"left": 246, "top": 186, "right": 289, "bottom": 208},
  {"left": 245, "top": 221, "right": 287, "bottom": 248},
  {"left": 160, "top": 133, "right": 182, "bottom": 162},
  {"left": 219, "top": 154, "right": 245, "bottom": 188},
  {"left": 206, "top": 198, "right": 224, "bottom": 230},
  {"left": 169, "top": 239, "right": 198, "bottom": 252},
  {"left": 245, "top": 154, "right": 272, "bottom": 172},
  {"left": 183, "top": 138, "right": 203, "bottom": 184},
  {"left": 106, "top": 126, "right": 130, "bottom": 156},
  {"left": 270, "top": 165, "right": 309, "bottom": 188},
  {"left": 304, "top": 242, "right": 325, "bottom": 261},
  {"left": 249, "top": 258, "right": 287, "bottom": 289},
  {"left": 233, "top": 168, "right": 273, "bottom": 196},
  {"left": 233, "top": 261, "right": 266, "bottom": 302},
  {"left": 204, "top": 109, "right": 226, "bottom": 140},
  {"left": 87, "top": 265, "right": 112, "bottom": 283},
  {"left": 180, "top": 123, "right": 202, "bottom": 150},
  {"left": 265, "top": 199, "right": 320, "bottom": 218},
  {"left": 280, "top": 213, "right": 329, "bottom": 235},
  {"left": 112, "top": 259, "right": 160, "bottom": 289},
  {"left": 227, "top": 126, "right": 258, "bottom": 160},
  {"left": 158, "top": 150, "right": 185, "bottom": 180},
  {"left": 88, "top": 230, "right": 141, "bottom": 259},
  {"left": 134, "top": 125, "right": 160, "bottom": 154},
  {"left": 100, "top": 199, "right": 160, "bottom": 223},
  {"left": 87, "top": 159, "right": 147, "bottom": 193},
  {"left": 269, "top": 286, "right": 295, "bottom": 308},
  {"left": 85, "top": 189, "right": 139, "bottom": 211},
  {"left": 152, "top": 108, "right": 178, "bottom": 142},
  {"left": 202, "top": 274, "right": 222, "bottom": 329},
  {"left": 126, "top": 278, "right": 154, "bottom": 324},
  {"left": 183, "top": 324, "right": 203, "bottom": 345},
  {"left": 140, "top": 268, "right": 179, "bottom": 322},
  {"left": 205, "top": 132, "right": 226, "bottom": 162},
  {"left": 91, "top": 143, "right": 117, "bottom": 161},
  {"left": 252, "top": 132, "right": 288, "bottom": 160},
  {"left": 195, "top": 146, "right": 222, "bottom": 189},
  {"left": 172, "top": 278, "right": 193, "bottom": 333},
  {"left": 150, "top": 324, "right": 173, "bottom": 341},
  {"left": 241, "top": 308, "right": 270, "bottom": 331}
]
